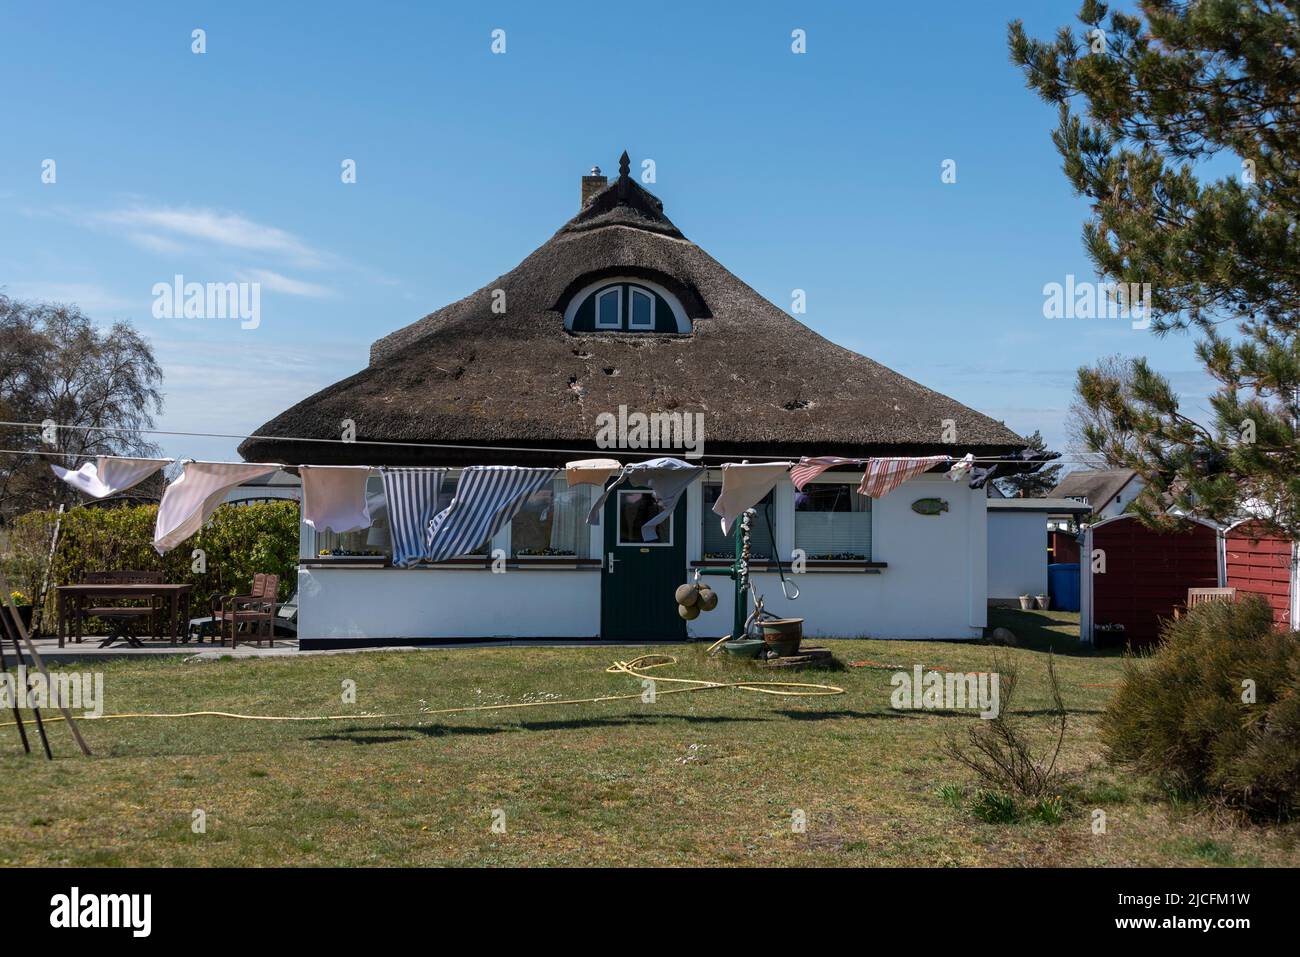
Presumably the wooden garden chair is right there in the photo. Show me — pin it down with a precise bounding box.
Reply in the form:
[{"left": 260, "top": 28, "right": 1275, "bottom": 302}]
[
  {"left": 1173, "top": 586, "right": 1236, "bottom": 620},
  {"left": 211, "top": 573, "right": 280, "bottom": 648}
]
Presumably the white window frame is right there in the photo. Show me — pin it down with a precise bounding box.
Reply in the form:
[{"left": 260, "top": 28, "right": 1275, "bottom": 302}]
[
  {"left": 616, "top": 489, "right": 675, "bottom": 547},
  {"left": 594, "top": 286, "right": 623, "bottom": 330},
  {"left": 563, "top": 276, "right": 691, "bottom": 333},
  {"left": 793, "top": 475, "right": 872, "bottom": 561},
  {"left": 628, "top": 286, "right": 655, "bottom": 330}
]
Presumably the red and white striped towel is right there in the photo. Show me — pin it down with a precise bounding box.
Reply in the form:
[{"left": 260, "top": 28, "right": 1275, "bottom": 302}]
[
  {"left": 857, "top": 456, "right": 950, "bottom": 498},
  {"left": 790, "top": 456, "right": 862, "bottom": 491}
]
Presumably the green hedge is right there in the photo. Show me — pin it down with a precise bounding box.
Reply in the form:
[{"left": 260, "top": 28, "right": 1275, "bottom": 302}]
[{"left": 3, "top": 501, "right": 299, "bottom": 625}]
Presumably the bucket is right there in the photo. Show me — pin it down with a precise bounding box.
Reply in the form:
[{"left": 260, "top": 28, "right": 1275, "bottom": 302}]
[
  {"left": 760, "top": 617, "right": 803, "bottom": 657},
  {"left": 723, "top": 638, "right": 766, "bottom": 658}
]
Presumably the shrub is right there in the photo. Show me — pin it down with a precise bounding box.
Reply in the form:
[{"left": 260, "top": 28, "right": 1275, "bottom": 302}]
[
  {"left": 942, "top": 655, "right": 1068, "bottom": 800},
  {"left": 1, "top": 501, "right": 300, "bottom": 626},
  {"left": 1100, "top": 596, "right": 1300, "bottom": 820}
]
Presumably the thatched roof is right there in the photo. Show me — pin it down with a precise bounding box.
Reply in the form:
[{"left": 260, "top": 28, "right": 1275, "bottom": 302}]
[{"left": 240, "top": 154, "right": 1025, "bottom": 466}]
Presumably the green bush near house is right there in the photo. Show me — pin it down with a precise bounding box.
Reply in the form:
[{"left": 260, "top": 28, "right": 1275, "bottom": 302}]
[
  {"left": 2, "top": 501, "right": 299, "bottom": 623},
  {"left": 1100, "top": 596, "right": 1300, "bottom": 821}
]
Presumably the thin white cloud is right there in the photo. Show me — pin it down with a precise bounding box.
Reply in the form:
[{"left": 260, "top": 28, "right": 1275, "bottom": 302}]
[
  {"left": 238, "top": 268, "right": 334, "bottom": 299},
  {"left": 97, "top": 206, "right": 328, "bottom": 267},
  {"left": 2, "top": 281, "right": 137, "bottom": 316},
  {"left": 125, "top": 231, "right": 189, "bottom": 255}
]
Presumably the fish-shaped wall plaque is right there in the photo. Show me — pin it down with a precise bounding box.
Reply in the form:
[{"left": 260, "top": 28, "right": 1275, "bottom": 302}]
[{"left": 911, "top": 497, "right": 949, "bottom": 515}]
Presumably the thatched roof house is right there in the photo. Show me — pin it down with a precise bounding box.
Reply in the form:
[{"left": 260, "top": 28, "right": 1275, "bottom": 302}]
[
  {"left": 240, "top": 152, "right": 1023, "bottom": 466},
  {"left": 264, "top": 153, "right": 1022, "bottom": 647}
]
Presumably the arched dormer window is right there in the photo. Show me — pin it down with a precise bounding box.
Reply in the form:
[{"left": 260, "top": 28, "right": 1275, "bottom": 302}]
[{"left": 563, "top": 277, "right": 691, "bottom": 334}]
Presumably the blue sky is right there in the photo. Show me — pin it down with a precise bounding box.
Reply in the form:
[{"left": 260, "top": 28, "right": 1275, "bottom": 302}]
[{"left": 0, "top": 1, "right": 1217, "bottom": 467}]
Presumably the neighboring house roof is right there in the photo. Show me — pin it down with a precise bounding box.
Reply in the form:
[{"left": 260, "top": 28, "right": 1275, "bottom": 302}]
[
  {"left": 240, "top": 152, "right": 1026, "bottom": 466},
  {"left": 987, "top": 498, "right": 1093, "bottom": 515},
  {"left": 1049, "top": 468, "right": 1139, "bottom": 513}
]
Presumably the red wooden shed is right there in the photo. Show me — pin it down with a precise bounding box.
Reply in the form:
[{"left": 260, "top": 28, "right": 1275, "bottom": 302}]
[
  {"left": 1080, "top": 514, "right": 1224, "bottom": 645},
  {"left": 1224, "top": 520, "right": 1298, "bottom": 629}
]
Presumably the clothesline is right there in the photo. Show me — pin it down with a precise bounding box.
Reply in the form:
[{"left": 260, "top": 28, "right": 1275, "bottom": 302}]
[
  {"left": 0, "top": 445, "right": 1108, "bottom": 464},
  {"left": 36, "top": 449, "right": 1057, "bottom": 559}
]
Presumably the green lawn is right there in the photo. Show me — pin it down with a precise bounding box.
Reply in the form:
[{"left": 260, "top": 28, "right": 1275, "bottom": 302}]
[{"left": 1, "top": 609, "right": 1296, "bottom": 867}]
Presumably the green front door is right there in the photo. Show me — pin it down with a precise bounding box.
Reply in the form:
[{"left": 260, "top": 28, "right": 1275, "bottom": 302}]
[{"left": 600, "top": 486, "right": 687, "bottom": 640}]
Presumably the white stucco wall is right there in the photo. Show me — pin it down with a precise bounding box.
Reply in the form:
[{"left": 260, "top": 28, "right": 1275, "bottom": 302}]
[
  {"left": 298, "top": 566, "right": 602, "bottom": 640},
  {"left": 688, "top": 474, "right": 986, "bottom": 640},
  {"left": 987, "top": 511, "right": 1048, "bottom": 601},
  {"left": 296, "top": 472, "right": 988, "bottom": 642}
]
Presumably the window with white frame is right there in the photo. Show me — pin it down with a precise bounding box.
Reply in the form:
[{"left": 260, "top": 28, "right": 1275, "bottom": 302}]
[
  {"left": 563, "top": 278, "right": 690, "bottom": 334},
  {"left": 794, "top": 482, "right": 871, "bottom": 560},
  {"left": 595, "top": 287, "right": 622, "bottom": 329},
  {"left": 309, "top": 471, "right": 489, "bottom": 562},
  {"left": 312, "top": 473, "right": 389, "bottom": 558},
  {"left": 701, "top": 481, "right": 775, "bottom": 560},
  {"left": 628, "top": 287, "right": 655, "bottom": 330},
  {"left": 510, "top": 478, "right": 593, "bottom": 558},
  {"left": 617, "top": 490, "right": 674, "bottom": 545}
]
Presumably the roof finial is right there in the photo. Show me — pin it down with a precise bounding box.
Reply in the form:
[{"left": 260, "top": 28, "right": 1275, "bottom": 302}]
[{"left": 618, "top": 150, "right": 631, "bottom": 180}]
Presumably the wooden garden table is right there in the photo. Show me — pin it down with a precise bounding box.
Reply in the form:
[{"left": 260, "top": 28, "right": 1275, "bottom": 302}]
[{"left": 55, "top": 583, "right": 194, "bottom": 648}]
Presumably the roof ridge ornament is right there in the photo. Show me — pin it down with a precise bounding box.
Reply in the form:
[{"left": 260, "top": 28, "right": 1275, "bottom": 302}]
[{"left": 617, "top": 150, "right": 632, "bottom": 201}]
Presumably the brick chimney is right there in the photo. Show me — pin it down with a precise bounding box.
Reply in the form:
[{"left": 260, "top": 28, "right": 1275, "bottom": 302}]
[{"left": 581, "top": 166, "right": 607, "bottom": 208}]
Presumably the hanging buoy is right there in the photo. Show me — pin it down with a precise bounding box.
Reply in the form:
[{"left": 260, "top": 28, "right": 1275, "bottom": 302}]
[
  {"left": 697, "top": 585, "right": 718, "bottom": 611},
  {"left": 678, "top": 603, "right": 701, "bottom": 621},
  {"left": 675, "top": 583, "right": 700, "bottom": 607}
]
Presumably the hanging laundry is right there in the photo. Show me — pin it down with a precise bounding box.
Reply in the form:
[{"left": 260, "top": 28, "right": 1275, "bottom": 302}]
[
  {"left": 712, "top": 462, "right": 792, "bottom": 535},
  {"left": 364, "top": 483, "right": 392, "bottom": 550},
  {"left": 945, "top": 453, "right": 975, "bottom": 482},
  {"left": 153, "top": 462, "right": 280, "bottom": 554},
  {"left": 857, "top": 456, "right": 950, "bottom": 498},
  {"left": 51, "top": 456, "right": 168, "bottom": 499},
  {"left": 587, "top": 457, "right": 704, "bottom": 541},
  {"left": 380, "top": 468, "right": 446, "bottom": 568},
  {"left": 790, "top": 456, "right": 862, "bottom": 491},
  {"left": 968, "top": 450, "right": 1061, "bottom": 490},
  {"left": 564, "top": 458, "right": 621, "bottom": 488},
  {"left": 300, "top": 465, "right": 373, "bottom": 533},
  {"left": 426, "top": 466, "right": 557, "bottom": 562}
]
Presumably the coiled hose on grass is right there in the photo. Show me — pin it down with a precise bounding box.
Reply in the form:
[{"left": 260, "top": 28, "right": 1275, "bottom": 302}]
[{"left": 1, "top": 654, "right": 845, "bottom": 731}]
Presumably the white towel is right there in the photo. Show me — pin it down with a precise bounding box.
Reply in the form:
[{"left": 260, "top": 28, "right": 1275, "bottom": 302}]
[
  {"left": 300, "top": 465, "right": 372, "bottom": 533},
  {"left": 945, "top": 453, "right": 975, "bottom": 482},
  {"left": 153, "top": 462, "right": 280, "bottom": 554},
  {"left": 565, "top": 458, "right": 621, "bottom": 487},
  {"left": 586, "top": 457, "right": 704, "bottom": 541},
  {"left": 712, "top": 462, "right": 792, "bottom": 535},
  {"left": 51, "top": 456, "right": 168, "bottom": 499}
]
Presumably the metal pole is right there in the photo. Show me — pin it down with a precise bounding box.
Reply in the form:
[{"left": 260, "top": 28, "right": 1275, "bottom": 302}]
[
  {"left": 0, "top": 570, "right": 92, "bottom": 756},
  {"left": 732, "top": 509, "right": 752, "bottom": 641}
]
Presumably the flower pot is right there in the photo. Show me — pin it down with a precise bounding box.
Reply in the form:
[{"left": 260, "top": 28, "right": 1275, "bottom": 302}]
[
  {"left": 760, "top": 617, "right": 803, "bottom": 657},
  {"left": 1018, "top": 595, "right": 1034, "bottom": 610},
  {"left": 1034, "top": 595, "right": 1049, "bottom": 610},
  {"left": 4, "top": 604, "right": 33, "bottom": 636}
]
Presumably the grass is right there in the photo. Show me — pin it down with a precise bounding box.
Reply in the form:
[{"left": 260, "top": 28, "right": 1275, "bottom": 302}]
[{"left": 0, "top": 609, "right": 1296, "bottom": 867}]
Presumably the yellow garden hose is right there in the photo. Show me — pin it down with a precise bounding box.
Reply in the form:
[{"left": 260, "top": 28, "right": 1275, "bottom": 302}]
[{"left": 0, "top": 653, "right": 844, "bottom": 732}]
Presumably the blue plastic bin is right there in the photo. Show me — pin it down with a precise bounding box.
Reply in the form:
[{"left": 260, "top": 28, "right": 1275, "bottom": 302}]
[{"left": 1047, "top": 563, "right": 1080, "bottom": 612}]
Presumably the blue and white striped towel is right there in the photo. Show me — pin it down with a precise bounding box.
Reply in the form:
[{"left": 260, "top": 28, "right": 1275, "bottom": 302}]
[
  {"left": 426, "top": 466, "right": 558, "bottom": 562},
  {"left": 380, "top": 468, "right": 446, "bottom": 568}
]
